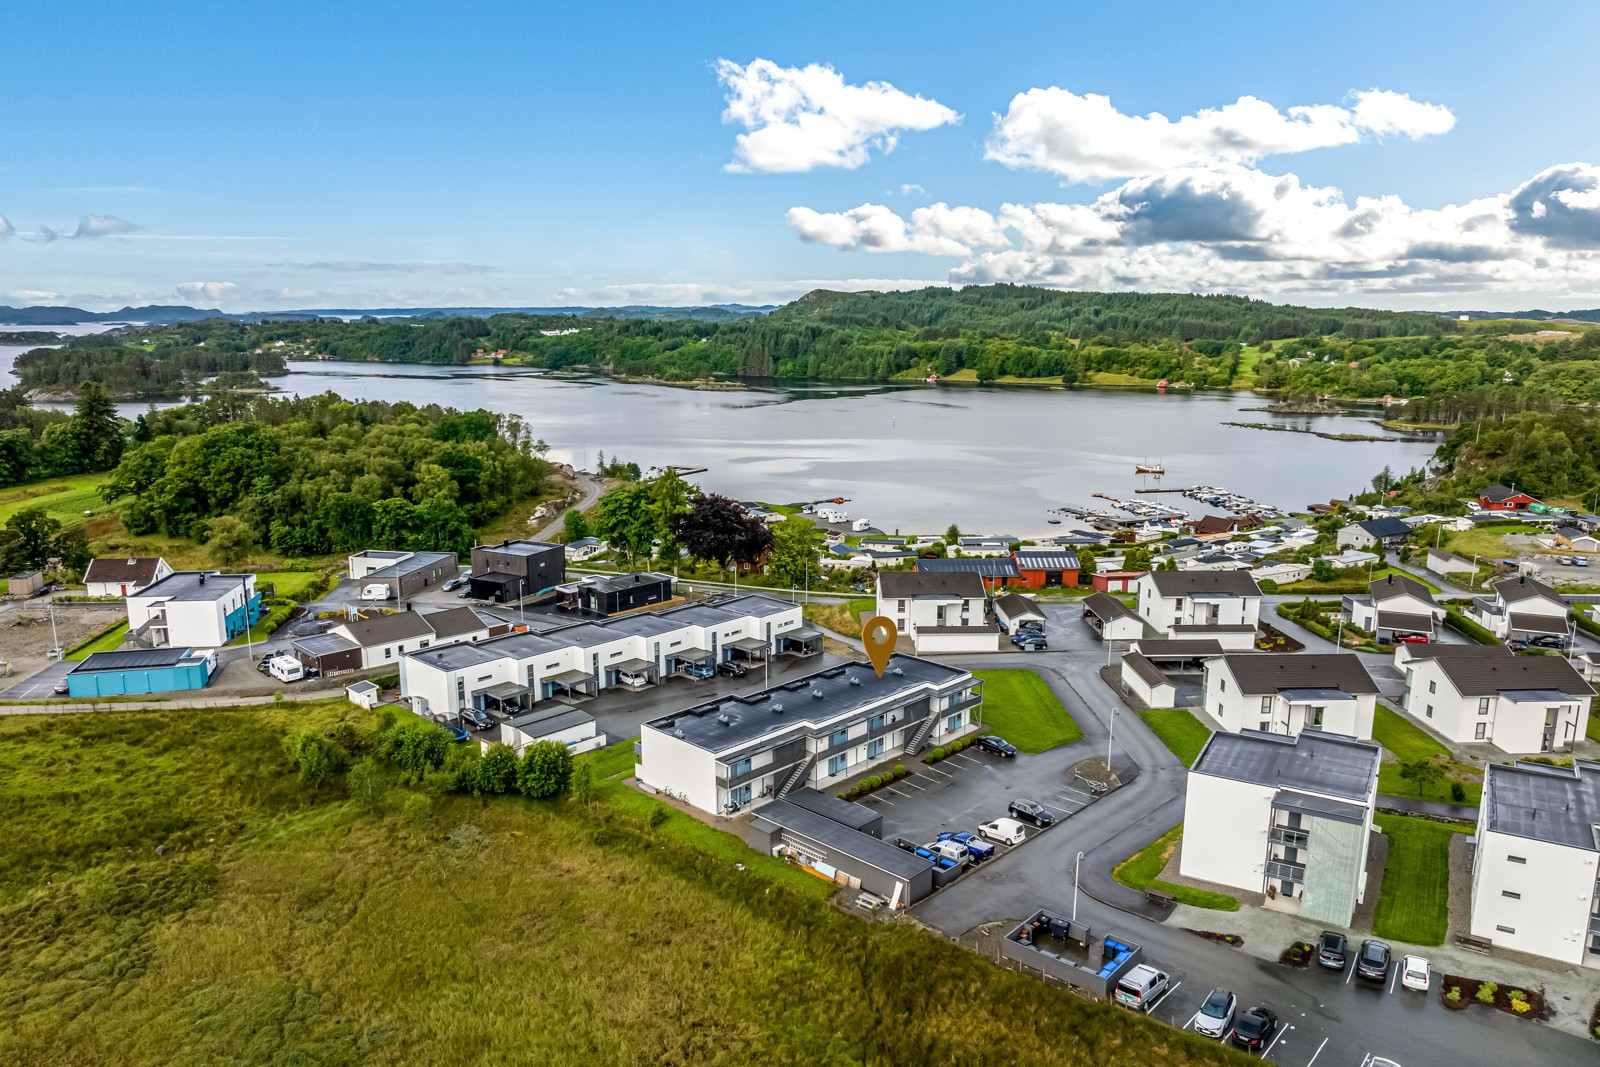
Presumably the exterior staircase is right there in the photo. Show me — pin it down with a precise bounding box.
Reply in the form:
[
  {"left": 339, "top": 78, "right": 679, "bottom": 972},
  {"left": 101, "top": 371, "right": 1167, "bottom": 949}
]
[
  {"left": 777, "top": 753, "right": 817, "bottom": 797},
  {"left": 902, "top": 714, "right": 938, "bottom": 758}
]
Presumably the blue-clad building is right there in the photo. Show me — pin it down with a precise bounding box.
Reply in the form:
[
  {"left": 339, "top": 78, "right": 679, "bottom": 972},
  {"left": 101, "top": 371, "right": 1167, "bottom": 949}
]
[{"left": 66, "top": 647, "right": 215, "bottom": 697}]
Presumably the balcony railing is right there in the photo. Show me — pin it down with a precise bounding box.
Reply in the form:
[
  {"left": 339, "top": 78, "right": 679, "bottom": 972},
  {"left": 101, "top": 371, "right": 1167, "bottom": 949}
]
[
  {"left": 1264, "top": 858, "right": 1306, "bottom": 881},
  {"left": 1269, "top": 826, "right": 1310, "bottom": 848}
]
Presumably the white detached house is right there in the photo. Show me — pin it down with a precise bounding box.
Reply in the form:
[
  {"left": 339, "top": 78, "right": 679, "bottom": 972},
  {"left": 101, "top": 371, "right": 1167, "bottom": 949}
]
[
  {"left": 1343, "top": 573, "right": 1444, "bottom": 642},
  {"left": 1135, "top": 570, "right": 1262, "bottom": 650},
  {"left": 1201, "top": 654, "right": 1381, "bottom": 739},
  {"left": 875, "top": 570, "right": 998, "bottom": 654},
  {"left": 1468, "top": 575, "right": 1570, "bottom": 641},
  {"left": 1395, "top": 644, "right": 1594, "bottom": 754}
]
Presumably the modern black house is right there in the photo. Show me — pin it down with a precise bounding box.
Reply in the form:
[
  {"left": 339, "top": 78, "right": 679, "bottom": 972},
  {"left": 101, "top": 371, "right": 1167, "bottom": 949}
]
[
  {"left": 468, "top": 539, "right": 565, "bottom": 604},
  {"left": 568, "top": 571, "right": 675, "bottom": 615}
]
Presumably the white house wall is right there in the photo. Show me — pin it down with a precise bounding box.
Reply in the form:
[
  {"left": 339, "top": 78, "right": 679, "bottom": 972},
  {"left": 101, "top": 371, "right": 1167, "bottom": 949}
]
[
  {"left": 1470, "top": 827, "right": 1597, "bottom": 966},
  {"left": 1180, "top": 773, "right": 1276, "bottom": 892}
]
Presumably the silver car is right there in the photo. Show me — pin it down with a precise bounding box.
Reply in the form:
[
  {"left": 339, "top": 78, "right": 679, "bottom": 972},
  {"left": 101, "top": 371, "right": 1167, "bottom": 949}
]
[{"left": 1194, "top": 987, "right": 1236, "bottom": 1038}]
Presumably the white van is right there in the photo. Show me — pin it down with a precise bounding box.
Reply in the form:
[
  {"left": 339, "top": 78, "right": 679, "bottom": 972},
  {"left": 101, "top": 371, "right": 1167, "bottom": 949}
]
[
  {"left": 978, "top": 817, "right": 1027, "bottom": 846},
  {"left": 267, "top": 656, "right": 305, "bottom": 683}
]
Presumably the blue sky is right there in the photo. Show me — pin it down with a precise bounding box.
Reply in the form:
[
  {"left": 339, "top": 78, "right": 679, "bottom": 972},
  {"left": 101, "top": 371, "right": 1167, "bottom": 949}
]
[{"left": 4, "top": 0, "right": 1600, "bottom": 311}]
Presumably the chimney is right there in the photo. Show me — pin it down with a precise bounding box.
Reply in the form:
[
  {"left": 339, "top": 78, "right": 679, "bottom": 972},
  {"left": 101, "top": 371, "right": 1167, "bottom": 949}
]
[{"left": 198, "top": 572, "right": 206, "bottom": 585}]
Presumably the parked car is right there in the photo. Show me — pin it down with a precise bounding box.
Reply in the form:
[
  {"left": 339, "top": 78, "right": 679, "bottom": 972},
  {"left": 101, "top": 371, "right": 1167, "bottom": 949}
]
[
  {"left": 1506, "top": 638, "right": 1529, "bottom": 651},
  {"left": 1016, "top": 620, "right": 1045, "bottom": 634},
  {"left": 1576, "top": 556, "right": 1590, "bottom": 568},
  {"left": 1316, "top": 931, "right": 1349, "bottom": 970},
  {"left": 1394, "top": 633, "right": 1430, "bottom": 644},
  {"left": 924, "top": 840, "right": 970, "bottom": 864},
  {"left": 977, "top": 817, "right": 1028, "bottom": 845},
  {"left": 53, "top": 678, "right": 70, "bottom": 695},
  {"left": 1193, "top": 988, "right": 1237, "bottom": 1038},
  {"left": 1229, "top": 1006, "right": 1278, "bottom": 1051},
  {"left": 1007, "top": 799, "right": 1054, "bottom": 826},
  {"left": 461, "top": 707, "right": 494, "bottom": 730},
  {"left": 1356, "top": 938, "right": 1391, "bottom": 982},
  {"left": 441, "top": 577, "right": 465, "bottom": 592},
  {"left": 716, "top": 661, "right": 748, "bottom": 678},
  {"left": 1401, "top": 955, "right": 1431, "bottom": 992},
  {"left": 457, "top": 588, "right": 474, "bottom": 599},
  {"left": 1113, "top": 964, "right": 1170, "bottom": 1012},
  {"left": 1012, "top": 634, "right": 1049, "bottom": 651},
  {"left": 1530, "top": 634, "right": 1568, "bottom": 649},
  {"left": 937, "top": 831, "right": 995, "bottom": 862},
  {"left": 683, "top": 662, "right": 716, "bottom": 680},
  {"left": 974, "top": 735, "right": 1018, "bottom": 758},
  {"left": 1558, "top": 556, "right": 1576, "bottom": 566}
]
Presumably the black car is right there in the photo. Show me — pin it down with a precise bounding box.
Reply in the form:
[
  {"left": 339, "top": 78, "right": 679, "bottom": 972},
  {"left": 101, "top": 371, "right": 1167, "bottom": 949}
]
[
  {"left": 1230, "top": 1007, "right": 1278, "bottom": 1051},
  {"left": 1356, "top": 938, "right": 1391, "bottom": 982},
  {"left": 1017, "top": 621, "right": 1045, "bottom": 634},
  {"left": 1529, "top": 634, "right": 1567, "bottom": 649},
  {"left": 974, "top": 735, "right": 1018, "bottom": 758},
  {"left": 716, "top": 661, "right": 748, "bottom": 678},
  {"left": 1008, "top": 799, "right": 1054, "bottom": 826},
  {"left": 461, "top": 707, "right": 494, "bottom": 730},
  {"left": 1316, "top": 931, "right": 1349, "bottom": 970}
]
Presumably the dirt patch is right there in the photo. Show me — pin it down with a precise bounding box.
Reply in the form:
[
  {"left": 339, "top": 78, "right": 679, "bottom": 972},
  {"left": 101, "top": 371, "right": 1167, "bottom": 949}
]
[
  {"left": 1255, "top": 622, "right": 1305, "bottom": 653},
  {"left": 1589, "top": 998, "right": 1600, "bottom": 1040},
  {"left": 1187, "top": 930, "right": 1244, "bottom": 945},
  {"left": 1440, "top": 975, "right": 1549, "bottom": 1020},
  {"left": 1279, "top": 940, "right": 1314, "bottom": 967},
  {"left": 0, "top": 605, "right": 126, "bottom": 675}
]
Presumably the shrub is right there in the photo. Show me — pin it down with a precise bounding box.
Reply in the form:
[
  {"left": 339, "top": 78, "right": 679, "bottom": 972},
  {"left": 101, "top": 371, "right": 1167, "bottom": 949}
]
[
  {"left": 348, "top": 757, "right": 387, "bottom": 814},
  {"left": 893, "top": 763, "right": 907, "bottom": 778},
  {"left": 1446, "top": 986, "right": 1462, "bottom": 1003},
  {"left": 283, "top": 728, "right": 333, "bottom": 787},
  {"left": 474, "top": 742, "right": 520, "bottom": 795},
  {"left": 402, "top": 792, "right": 433, "bottom": 825},
  {"left": 1477, "top": 980, "right": 1498, "bottom": 1005},
  {"left": 571, "top": 761, "right": 596, "bottom": 806},
  {"left": 867, "top": 775, "right": 882, "bottom": 789},
  {"left": 518, "top": 740, "right": 574, "bottom": 799},
  {"left": 647, "top": 806, "right": 669, "bottom": 828},
  {"left": 1258, "top": 578, "right": 1279, "bottom": 594},
  {"left": 1450, "top": 781, "right": 1467, "bottom": 802},
  {"left": 380, "top": 719, "right": 450, "bottom": 781}
]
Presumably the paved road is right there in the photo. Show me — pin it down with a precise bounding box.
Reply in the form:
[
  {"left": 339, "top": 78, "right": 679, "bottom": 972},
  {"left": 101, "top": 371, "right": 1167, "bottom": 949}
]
[{"left": 530, "top": 469, "right": 607, "bottom": 541}]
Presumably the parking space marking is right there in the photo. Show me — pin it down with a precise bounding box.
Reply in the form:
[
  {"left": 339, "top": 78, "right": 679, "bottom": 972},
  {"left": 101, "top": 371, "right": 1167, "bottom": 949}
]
[
  {"left": 897, "top": 779, "right": 926, "bottom": 791},
  {"left": 1181, "top": 1011, "right": 1200, "bottom": 1031},
  {"left": 1344, "top": 962, "right": 1355, "bottom": 985},
  {"left": 1305, "top": 1037, "right": 1328, "bottom": 1066},
  {"left": 1387, "top": 967, "right": 1398, "bottom": 995},
  {"left": 1058, "top": 785, "right": 1098, "bottom": 799},
  {"left": 919, "top": 766, "right": 953, "bottom": 780},
  {"left": 1147, "top": 979, "right": 1181, "bottom": 1013},
  {"left": 1260, "top": 1023, "right": 1288, "bottom": 1059}
]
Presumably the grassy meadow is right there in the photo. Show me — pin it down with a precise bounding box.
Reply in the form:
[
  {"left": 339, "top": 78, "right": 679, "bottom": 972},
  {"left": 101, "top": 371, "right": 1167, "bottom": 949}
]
[
  {"left": 0, "top": 705, "right": 1250, "bottom": 1066},
  {"left": 972, "top": 668, "right": 1083, "bottom": 752}
]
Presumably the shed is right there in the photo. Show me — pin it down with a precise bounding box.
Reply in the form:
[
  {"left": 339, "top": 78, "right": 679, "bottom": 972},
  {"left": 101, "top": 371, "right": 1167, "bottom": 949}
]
[
  {"left": 994, "top": 592, "right": 1046, "bottom": 635},
  {"left": 1120, "top": 652, "right": 1176, "bottom": 707},
  {"left": 7, "top": 569, "right": 44, "bottom": 597},
  {"left": 747, "top": 798, "right": 933, "bottom": 908},
  {"left": 346, "top": 680, "right": 382, "bottom": 709}
]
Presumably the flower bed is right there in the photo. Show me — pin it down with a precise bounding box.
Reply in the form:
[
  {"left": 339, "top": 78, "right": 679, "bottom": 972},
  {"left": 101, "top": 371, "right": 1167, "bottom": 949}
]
[
  {"left": 1279, "top": 940, "right": 1314, "bottom": 968},
  {"left": 1440, "top": 976, "right": 1547, "bottom": 1020},
  {"left": 923, "top": 734, "right": 978, "bottom": 764},
  {"left": 841, "top": 764, "right": 910, "bottom": 800},
  {"left": 1254, "top": 623, "right": 1305, "bottom": 653}
]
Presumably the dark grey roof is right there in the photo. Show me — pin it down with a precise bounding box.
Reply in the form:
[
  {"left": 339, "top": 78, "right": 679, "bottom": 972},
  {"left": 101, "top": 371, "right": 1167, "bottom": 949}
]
[
  {"left": 1508, "top": 612, "right": 1568, "bottom": 636},
  {"left": 1493, "top": 574, "right": 1563, "bottom": 605},
  {"left": 1370, "top": 573, "right": 1434, "bottom": 605},
  {"left": 644, "top": 654, "right": 969, "bottom": 756},
  {"left": 1356, "top": 517, "right": 1412, "bottom": 539},
  {"left": 1426, "top": 646, "right": 1592, "bottom": 697},
  {"left": 424, "top": 606, "right": 496, "bottom": 640},
  {"left": 83, "top": 557, "right": 166, "bottom": 587},
  {"left": 754, "top": 798, "right": 932, "bottom": 880},
  {"left": 576, "top": 570, "right": 673, "bottom": 594},
  {"left": 70, "top": 647, "right": 196, "bottom": 673},
  {"left": 505, "top": 704, "right": 597, "bottom": 737},
  {"left": 340, "top": 611, "right": 436, "bottom": 647},
  {"left": 782, "top": 787, "right": 881, "bottom": 833},
  {"left": 1483, "top": 759, "right": 1600, "bottom": 850},
  {"left": 1083, "top": 592, "right": 1137, "bottom": 621},
  {"left": 1146, "top": 570, "right": 1262, "bottom": 598},
  {"left": 291, "top": 633, "right": 361, "bottom": 657},
  {"left": 1132, "top": 638, "right": 1226, "bottom": 658},
  {"left": 1192, "top": 729, "right": 1380, "bottom": 801},
  {"left": 1274, "top": 789, "right": 1370, "bottom": 825},
  {"left": 1122, "top": 651, "right": 1168, "bottom": 688},
  {"left": 1479, "top": 484, "right": 1528, "bottom": 503},
  {"left": 916, "top": 625, "right": 996, "bottom": 635},
  {"left": 914, "top": 558, "right": 1020, "bottom": 579},
  {"left": 134, "top": 570, "right": 252, "bottom": 602},
  {"left": 880, "top": 570, "right": 986, "bottom": 599},
  {"left": 1426, "top": 548, "right": 1473, "bottom": 565},
  {"left": 1015, "top": 551, "right": 1081, "bottom": 571},
  {"left": 475, "top": 539, "right": 561, "bottom": 557},
  {"left": 1218, "top": 654, "right": 1380, "bottom": 695},
  {"left": 1172, "top": 623, "right": 1258, "bottom": 634},
  {"left": 1375, "top": 610, "right": 1435, "bottom": 634},
  {"left": 994, "top": 592, "right": 1044, "bottom": 619},
  {"left": 360, "top": 550, "right": 458, "bottom": 580}
]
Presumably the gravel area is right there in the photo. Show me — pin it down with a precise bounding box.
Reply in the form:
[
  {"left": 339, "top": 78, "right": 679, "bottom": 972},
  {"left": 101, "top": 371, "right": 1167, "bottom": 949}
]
[
  {"left": 0, "top": 605, "right": 125, "bottom": 675},
  {"left": 1157, "top": 837, "right": 1266, "bottom": 908}
]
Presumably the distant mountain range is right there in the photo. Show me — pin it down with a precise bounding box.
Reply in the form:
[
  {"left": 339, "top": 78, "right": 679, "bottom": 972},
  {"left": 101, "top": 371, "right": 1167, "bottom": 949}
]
[
  {"left": 0, "top": 303, "right": 778, "bottom": 326},
  {"left": 1445, "top": 309, "right": 1600, "bottom": 323}
]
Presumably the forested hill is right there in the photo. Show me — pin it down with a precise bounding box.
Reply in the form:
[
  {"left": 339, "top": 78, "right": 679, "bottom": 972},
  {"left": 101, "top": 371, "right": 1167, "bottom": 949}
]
[{"left": 772, "top": 285, "right": 1451, "bottom": 342}]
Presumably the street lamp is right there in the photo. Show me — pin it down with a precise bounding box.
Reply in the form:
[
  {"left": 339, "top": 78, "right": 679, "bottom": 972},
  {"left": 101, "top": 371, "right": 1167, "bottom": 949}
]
[
  {"left": 518, "top": 578, "right": 525, "bottom": 625},
  {"left": 1073, "top": 850, "right": 1085, "bottom": 921}
]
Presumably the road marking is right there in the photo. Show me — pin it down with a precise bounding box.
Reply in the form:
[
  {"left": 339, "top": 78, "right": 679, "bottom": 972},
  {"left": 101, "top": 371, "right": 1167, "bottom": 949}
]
[
  {"left": 1387, "top": 967, "right": 1398, "bottom": 995},
  {"left": 1260, "top": 1023, "right": 1288, "bottom": 1059},
  {"left": 1305, "top": 1037, "right": 1329, "bottom": 1067},
  {"left": 950, "top": 753, "right": 981, "bottom": 766},
  {"left": 1344, "top": 962, "right": 1355, "bottom": 985},
  {"left": 898, "top": 779, "right": 926, "bottom": 791},
  {"left": 1148, "top": 979, "right": 1181, "bottom": 1012},
  {"left": 920, "top": 767, "right": 953, "bottom": 780},
  {"left": 1181, "top": 1011, "right": 1200, "bottom": 1031},
  {"left": 1059, "top": 785, "right": 1097, "bottom": 799}
]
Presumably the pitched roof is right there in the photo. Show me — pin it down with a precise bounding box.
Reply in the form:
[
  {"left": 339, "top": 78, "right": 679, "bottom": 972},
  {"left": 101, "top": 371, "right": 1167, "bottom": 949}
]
[
  {"left": 1369, "top": 573, "right": 1435, "bottom": 605},
  {"left": 994, "top": 592, "right": 1044, "bottom": 619},
  {"left": 1422, "top": 645, "right": 1593, "bottom": 696},
  {"left": 1355, "top": 517, "right": 1412, "bottom": 539},
  {"left": 422, "top": 606, "right": 495, "bottom": 640},
  {"left": 1132, "top": 638, "right": 1226, "bottom": 658},
  {"left": 1014, "top": 551, "right": 1081, "bottom": 571},
  {"left": 879, "top": 570, "right": 986, "bottom": 599},
  {"left": 83, "top": 557, "right": 167, "bottom": 587},
  {"left": 1375, "top": 610, "right": 1435, "bottom": 634},
  {"left": 1480, "top": 484, "right": 1535, "bottom": 503},
  {"left": 1083, "top": 592, "right": 1138, "bottom": 622},
  {"left": 915, "top": 558, "right": 1020, "bottom": 578},
  {"left": 1189, "top": 515, "right": 1243, "bottom": 536},
  {"left": 1508, "top": 612, "right": 1569, "bottom": 635},
  {"left": 340, "top": 610, "right": 436, "bottom": 647},
  {"left": 1493, "top": 574, "right": 1564, "bottom": 606},
  {"left": 1146, "top": 570, "right": 1262, "bottom": 598},
  {"left": 1216, "top": 653, "right": 1381, "bottom": 695}
]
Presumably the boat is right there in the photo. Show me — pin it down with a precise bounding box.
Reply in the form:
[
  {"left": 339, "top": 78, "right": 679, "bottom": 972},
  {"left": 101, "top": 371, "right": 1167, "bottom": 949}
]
[
  {"left": 1135, "top": 463, "right": 1166, "bottom": 476},
  {"left": 1046, "top": 518, "right": 1061, "bottom": 524}
]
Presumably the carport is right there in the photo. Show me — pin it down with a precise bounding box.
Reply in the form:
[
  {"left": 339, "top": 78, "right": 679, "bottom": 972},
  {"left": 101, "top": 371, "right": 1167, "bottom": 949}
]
[
  {"left": 476, "top": 680, "right": 530, "bottom": 713},
  {"left": 1374, "top": 609, "right": 1434, "bottom": 642},
  {"left": 725, "top": 637, "right": 769, "bottom": 662},
  {"left": 1130, "top": 638, "right": 1226, "bottom": 674},
  {"left": 609, "top": 657, "right": 659, "bottom": 690},
  {"left": 665, "top": 647, "right": 713, "bottom": 675},
  {"left": 542, "top": 668, "right": 597, "bottom": 701},
  {"left": 777, "top": 629, "right": 823, "bottom": 656}
]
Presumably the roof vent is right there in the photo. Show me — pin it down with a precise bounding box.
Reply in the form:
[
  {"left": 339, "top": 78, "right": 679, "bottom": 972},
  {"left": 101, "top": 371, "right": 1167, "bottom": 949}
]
[
  {"left": 717, "top": 714, "right": 732, "bottom": 726},
  {"left": 771, "top": 703, "right": 784, "bottom": 714},
  {"left": 892, "top": 667, "right": 904, "bottom": 676},
  {"left": 848, "top": 676, "right": 861, "bottom": 686},
  {"left": 673, "top": 728, "right": 686, "bottom": 739},
  {"left": 812, "top": 688, "right": 825, "bottom": 699}
]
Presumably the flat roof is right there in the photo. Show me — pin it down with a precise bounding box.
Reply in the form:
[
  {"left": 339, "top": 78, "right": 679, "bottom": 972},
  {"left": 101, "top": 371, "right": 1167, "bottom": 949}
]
[
  {"left": 505, "top": 705, "right": 597, "bottom": 736},
  {"left": 754, "top": 798, "right": 932, "bottom": 880},
  {"left": 475, "top": 539, "right": 561, "bottom": 557},
  {"left": 70, "top": 647, "right": 197, "bottom": 673},
  {"left": 360, "top": 550, "right": 457, "bottom": 581},
  {"left": 292, "top": 633, "right": 361, "bottom": 656},
  {"left": 645, "top": 654, "right": 969, "bottom": 756},
  {"left": 578, "top": 571, "right": 673, "bottom": 594},
  {"left": 1274, "top": 789, "right": 1369, "bottom": 825},
  {"left": 1483, "top": 759, "right": 1600, "bottom": 850},
  {"left": 134, "top": 570, "right": 252, "bottom": 602},
  {"left": 1192, "top": 729, "right": 1380, "bottom": 802},
  {"left": 782, "top": 786, "right": 881, "bottom": 833}
]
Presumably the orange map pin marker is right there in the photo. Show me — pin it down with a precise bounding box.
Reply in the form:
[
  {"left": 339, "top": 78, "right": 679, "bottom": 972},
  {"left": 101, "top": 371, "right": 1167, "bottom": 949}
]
[{"left": 862, "top": 615, "right": 898, "bottom": 677}]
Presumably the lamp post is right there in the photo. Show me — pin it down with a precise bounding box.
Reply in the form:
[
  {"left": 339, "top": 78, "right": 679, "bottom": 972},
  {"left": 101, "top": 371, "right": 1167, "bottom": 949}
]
[
  {"left": 1073, "top": 851, "right": 1085, "bottom": 922},
  {"left": 241, "top": 575, "right": 254, "bottom": 662},
  {"left": 518, "top": 579, "right": 525, "bottom": 626}
]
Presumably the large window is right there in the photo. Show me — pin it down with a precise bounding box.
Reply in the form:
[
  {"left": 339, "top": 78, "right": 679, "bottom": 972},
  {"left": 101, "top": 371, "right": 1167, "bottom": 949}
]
[
  {"left": 827, "top": 755, "right": 848, "bottom": 776},
  {"left": 870, "top": 713, "right": 885, "bottom": 731},
  {"left": 831, "top": 728, "right": 849, "bottom": 747},
  {"left": 729, "top": 784, "right": 751, "bottom": 806},
  {"left": 1475, "top": 723, "right": 1486, "bottom": 740}
]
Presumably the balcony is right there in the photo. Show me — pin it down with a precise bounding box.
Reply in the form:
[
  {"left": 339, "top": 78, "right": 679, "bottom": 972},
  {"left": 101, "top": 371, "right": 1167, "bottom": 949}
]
[
  {"left": 1269, "top": 826, "right": 1310, "bottom": 848},
  {"left": 1264, "top": 858, "right": 1306, "bottom": 882},
  {"left": 1589, "top": 913, "right": 1600, "bottom": 937}
]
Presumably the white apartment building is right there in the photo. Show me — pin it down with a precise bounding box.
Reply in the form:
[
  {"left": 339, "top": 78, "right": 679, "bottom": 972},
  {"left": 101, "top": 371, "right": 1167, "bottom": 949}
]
[
  {"left": 1182, "top": 729, "right": 1381, "bottom": 926},
  {"left": 1201, "top": 654, "right": 1380, "bottom": 739},
  {"left": 637, "top": 654, "right": 981, "bottom": 815},
  {"left": 876, "top": 570, "right": 998, "bottom": 654},
  {"left": 400, "top": 594, "right": 817, "bottom": 719},
  {"left": 1471, "top": 759, "right": 1600, "bottom": 965},
  {"left": 1468, "top": 575, "right": 1570, "bottom": 641},
  {"left": 1343, "top": 573, "right": 1444, "bottom": 642},
  {"left": 126, "top": 571, "right": 261, "bottom": 649},
  {"left": 1395, "top": 644, "right": 1594, "bottom": 753},
  {"left": 1135, "top": 570, "right": 1263, "bottom": 650}
]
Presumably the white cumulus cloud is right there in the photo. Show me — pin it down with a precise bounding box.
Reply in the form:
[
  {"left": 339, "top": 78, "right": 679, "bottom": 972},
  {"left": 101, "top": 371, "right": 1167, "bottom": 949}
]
[
  {"left": 986, "top": 87, "right": 1454, "bottom": 183},
  {"left": 9, "top": 289, "right": 60, "bottom": 303},
  {"left": 174, "top": 281, "right": 240, "bottom": 302},
  {"left": 0, "top": 212, "right": 12, "bottom": 239},
  {"left": 70, "top": 214, "right": 140, "bottom": 238},
  {"left": 717, "top": 58, "right": 959, "bottom": 173},
  {"left": 786, "top": 202, "right": 1003, "bottom": 255}
]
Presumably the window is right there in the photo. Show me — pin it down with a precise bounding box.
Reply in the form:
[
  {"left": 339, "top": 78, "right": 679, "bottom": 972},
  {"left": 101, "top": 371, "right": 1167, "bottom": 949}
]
[
  {"left": 1307, "top": 707, "right": 1325, "bottom": 728},
  {"left": 827, "top": 755, "right": 848, "bottom": 777},
  {"left": 729, "top": 758, "right": 751, "bottom": 777},
  {"left": 1259, "top": 720, "right": 1271, "bottom": 732},
  {"left": 897, "top": 599, "right": 906, "bottom": 612},
  {"left": 1427, "top": 679, "right": 1436, "bottom": 694},
  {"left": 831, "top": 728, "right": 849, "bottom": 747},
  {"left": 1495, "top": 925, "right": 1516, "bottom": 935},
  {"left": 1475, "top": 723, "right": 1486, "bottom": 740},
  {"left": 946, "top": 713, "right": 963, "bottom": 732},
  {"left": 1478, "top": 697, "right": 1491, "bottom": 716},
  {"left": 1502, "top": 890, "right": 1521, "bottom": 900},
  {"left": 1220, "top": 677, "right": 1227, "bottom": 693},
  {"left": 870, "top": 714, "right": 885, "bottom": 731},
  {"left": 1259, "top": 696, "right": 1272, "bottom": 715},
  {"left": 385, "top": 647, "right": 393, "bottom": 660},
  {"left": 1507, "top": 855, "right": 1526, "bottom": 864},
  {"left": 1425, "top": 704, "right": 1433, "bottom": 719},
  {"left": 867, "top": 738, "right": 885, "bottom": 759},
  {"left": 1546, "top": 707, "right": 1561, "bottom": 727},
  {"left": 729, "top": 784, "right": 751, "bottom": 806}
]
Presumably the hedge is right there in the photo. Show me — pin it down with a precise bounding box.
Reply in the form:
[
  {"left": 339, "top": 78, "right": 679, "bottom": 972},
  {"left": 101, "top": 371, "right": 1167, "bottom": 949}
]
[
  {"left": 1444, "top": 609, "right": 1500, "bottom": 646},
  {"left": 1574, "top": 611, "right": 1600, "bottom": 639},
  {"left": 923, "top": 734, "right": 978, "bottom": 764}
]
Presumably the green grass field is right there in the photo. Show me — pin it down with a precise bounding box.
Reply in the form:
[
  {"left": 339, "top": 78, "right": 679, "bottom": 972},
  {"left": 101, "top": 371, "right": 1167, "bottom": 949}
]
[
  {"left": 1113, "top": 824, "right": 1240, "bottom": 911},
  {"left": 1371, "top": 704, "right": 1482, "bottom": 804},
  {"left": 1372, "top": 814, "right": 1473, "bottom": 945},
  {"left": 1276, "top": 565, "right": 1441, "bottom": 596},
  {"left": 580, "top": 734, "right": 641, "bottom": 780},
  {"left": 1139, "top": 708, "right": 1212, "bottom": 767},
  {"left": 971, "top": 669, "right": 1083, "bottom": 752},
  {"left": 0, "top": 704, "right": 1247, "bottom": 1066},
  {"left": 65, "top": 620, "right": 131, "bottom": 660},
  {"left": 1371, "top": 704, "right": 1446, "bottom": 763},
  {"left": 0, "top": 473, "right": 112, "bottom": 526},
  {"left": 801, "top": 597, "right": 873, "bottom": 638}
]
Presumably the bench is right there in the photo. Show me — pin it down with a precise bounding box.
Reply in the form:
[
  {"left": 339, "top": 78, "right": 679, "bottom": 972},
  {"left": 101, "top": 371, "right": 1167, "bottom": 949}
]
[
  {"left": 1143, "top": 889, "right": 1176, "bottom": 908},
  {"left": 1453, "top": 933, "right": 1492, "bottom": 954}
]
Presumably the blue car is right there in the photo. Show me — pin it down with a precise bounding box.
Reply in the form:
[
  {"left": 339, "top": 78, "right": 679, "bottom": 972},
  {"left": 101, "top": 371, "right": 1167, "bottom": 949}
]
[
  {"left": 683, "top": 662, "right": 716, "bottom": 679},
  {"left": 938, "top": 831, "right": 996, "bottom": 862}
]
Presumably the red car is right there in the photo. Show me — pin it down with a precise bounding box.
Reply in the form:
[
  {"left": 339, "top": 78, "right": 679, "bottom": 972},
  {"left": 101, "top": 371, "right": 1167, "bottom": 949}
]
[{"left": 1394, "top": 633, "right": 1430, "bottom": 645}]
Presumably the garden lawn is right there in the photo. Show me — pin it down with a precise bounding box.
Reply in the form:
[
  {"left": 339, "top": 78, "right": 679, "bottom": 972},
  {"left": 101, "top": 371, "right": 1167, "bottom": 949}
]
[
  {"left": 1277, "top": 565, "right": 1441, "bottom": 596},
  {"left": 1372, "top": 814, "right": 1473, "bottom": 945},
  {"left": 971, "top": 669, "right": 1082, "bottom": 752},
  {"left": 1372, "top": 704, "right": 1482, "bottom": 804},
  {"left": 1139, "top": 708, "right": 1212, "bottom": 768},
  {"left": 251, "top": 570, "right": 322, "bottom": 602},
  {"left": 579, "top": 735, "right": 641, "bottom": 780},
  {"left": 1113, "top": 825, "right": 1239, "bottom": 911},
  {"left": 1443, "top": 522, "right": 1545, "bottom": 560},
  {"left": 1371, "top": 704, "right": 1447, "bottom": 763},
  {"left": 64, "top": 620, "right": 131, "bottom": 661},
  {"left": 0, "top": 473, "right": 112, "bottom": 526}
]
